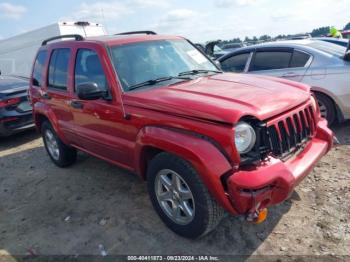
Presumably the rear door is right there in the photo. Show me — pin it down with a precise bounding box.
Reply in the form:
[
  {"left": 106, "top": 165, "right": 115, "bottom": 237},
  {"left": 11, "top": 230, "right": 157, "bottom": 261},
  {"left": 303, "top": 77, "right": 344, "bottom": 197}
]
[
  {"left": 248, "top": 47, "right": 311, "bottom": 82},
  {"left": 44, "top": 47, "right": 77, "bottom": 143}
]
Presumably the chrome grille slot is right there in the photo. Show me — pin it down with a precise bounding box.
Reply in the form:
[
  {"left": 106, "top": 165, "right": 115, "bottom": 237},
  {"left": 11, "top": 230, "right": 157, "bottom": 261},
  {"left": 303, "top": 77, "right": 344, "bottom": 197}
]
[{"left": 266, "top": 106, "right": 315, "bottom": 158}]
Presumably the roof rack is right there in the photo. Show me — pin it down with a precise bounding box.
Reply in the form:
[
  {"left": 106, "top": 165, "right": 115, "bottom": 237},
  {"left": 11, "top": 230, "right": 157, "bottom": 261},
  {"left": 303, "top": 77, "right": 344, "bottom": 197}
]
[
  {"left": 42, "top": 34, "right": 84, "bottom": 46},
  {"left": 115, "top": 31, "right": 157, "bottom": 36}
]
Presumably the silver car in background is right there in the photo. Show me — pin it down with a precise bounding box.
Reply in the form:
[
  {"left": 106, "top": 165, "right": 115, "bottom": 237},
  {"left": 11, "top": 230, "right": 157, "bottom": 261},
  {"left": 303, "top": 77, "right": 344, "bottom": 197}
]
[{"left": 218, "top": 39, "right": 350, "bottom": 125}]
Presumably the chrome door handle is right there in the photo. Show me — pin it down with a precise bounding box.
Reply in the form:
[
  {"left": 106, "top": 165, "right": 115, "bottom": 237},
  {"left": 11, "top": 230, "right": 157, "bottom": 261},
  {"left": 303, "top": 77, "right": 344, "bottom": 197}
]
[{"left": 282, "top": 72, "right": 297, "bottom": 78}]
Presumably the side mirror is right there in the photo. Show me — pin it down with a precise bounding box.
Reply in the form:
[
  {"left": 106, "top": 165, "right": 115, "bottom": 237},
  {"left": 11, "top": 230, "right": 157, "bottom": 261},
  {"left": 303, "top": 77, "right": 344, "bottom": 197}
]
[{"left": 76, "top": 82, "right": 104, "bottom": 100}]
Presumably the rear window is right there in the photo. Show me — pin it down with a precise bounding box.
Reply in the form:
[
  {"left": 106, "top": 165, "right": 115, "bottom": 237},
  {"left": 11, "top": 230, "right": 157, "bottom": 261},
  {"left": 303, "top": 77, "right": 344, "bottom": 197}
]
[
  {"left": 32, "top": 50, "right": 47, "bottom": 87},
  {"left": 250, "top": 51, "right": 292, "bottom": 71},
  {"left": 220, "top": 53, "right": 249, "bottom": 72},
  {"left": 48, "top": 49, "right": 71, "bottom": 90},
  {"left": 307, "top": 41, "right": 346, "bottom": 57},
  {"left": 290, "top": 50, "right": 311, "bottom": 68}
]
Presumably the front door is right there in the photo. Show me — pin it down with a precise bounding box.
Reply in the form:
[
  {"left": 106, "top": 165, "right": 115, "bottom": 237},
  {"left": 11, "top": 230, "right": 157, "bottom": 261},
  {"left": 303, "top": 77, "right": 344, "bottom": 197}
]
[{"left": 69, "top": 47, "right": 134, "bottom": 169}]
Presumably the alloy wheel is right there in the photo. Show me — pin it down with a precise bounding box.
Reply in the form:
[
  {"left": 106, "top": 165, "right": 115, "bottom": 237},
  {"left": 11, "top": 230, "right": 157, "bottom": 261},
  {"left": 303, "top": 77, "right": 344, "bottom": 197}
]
[
  {"left": 44, "top": 129, "right": 60, "bottom": 161},
  {"left": 155, "top": 169, "right": 195, "bottom": 225}
]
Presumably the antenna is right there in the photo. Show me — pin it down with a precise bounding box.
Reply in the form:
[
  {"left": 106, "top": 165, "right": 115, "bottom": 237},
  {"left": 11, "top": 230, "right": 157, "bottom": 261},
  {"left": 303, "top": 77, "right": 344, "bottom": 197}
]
[{"left": 100, "top": 8, "right": 109, "bottom": 34}]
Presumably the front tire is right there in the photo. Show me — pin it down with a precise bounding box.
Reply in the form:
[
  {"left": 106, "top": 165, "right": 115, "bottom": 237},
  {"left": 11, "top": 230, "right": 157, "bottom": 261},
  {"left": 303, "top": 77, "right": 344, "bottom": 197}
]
[
  {"left": 147, "top": 152, "right": 224, "bottom": 238},
  {"left": 41, "top": 121, "right": 77, "bottom": 167}
]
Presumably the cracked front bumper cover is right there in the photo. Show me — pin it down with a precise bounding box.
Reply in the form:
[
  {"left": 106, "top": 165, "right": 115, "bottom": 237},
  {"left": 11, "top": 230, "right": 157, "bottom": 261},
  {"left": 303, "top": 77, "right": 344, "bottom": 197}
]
[{"left": 227, "top": 119, "right": 332, "bottom": 214}]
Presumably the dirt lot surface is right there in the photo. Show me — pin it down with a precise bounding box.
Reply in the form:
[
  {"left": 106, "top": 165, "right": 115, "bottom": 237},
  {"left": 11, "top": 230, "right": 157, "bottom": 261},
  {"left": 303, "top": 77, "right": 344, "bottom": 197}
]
[{"left": 0, "top": 122, "right": 349, "bottom": 258}]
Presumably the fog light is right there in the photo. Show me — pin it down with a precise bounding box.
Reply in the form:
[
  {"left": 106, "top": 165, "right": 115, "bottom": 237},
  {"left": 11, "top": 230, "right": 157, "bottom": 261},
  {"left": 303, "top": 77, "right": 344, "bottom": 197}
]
[{"left": 253, "top": 208, "right": 268, "bottom": 224}]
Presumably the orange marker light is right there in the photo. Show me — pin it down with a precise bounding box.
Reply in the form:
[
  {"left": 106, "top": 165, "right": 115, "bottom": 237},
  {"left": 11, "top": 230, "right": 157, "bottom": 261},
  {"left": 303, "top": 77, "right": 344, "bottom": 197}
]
[{"left": 254, "top": 208, "right": 268, "bottom": 224}]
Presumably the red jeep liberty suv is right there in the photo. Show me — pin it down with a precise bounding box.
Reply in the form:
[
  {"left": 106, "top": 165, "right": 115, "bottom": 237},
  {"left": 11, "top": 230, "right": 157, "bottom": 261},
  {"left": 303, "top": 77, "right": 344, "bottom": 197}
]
[{"left": 29, "top": 32, "right": 333, "bottom": 238}]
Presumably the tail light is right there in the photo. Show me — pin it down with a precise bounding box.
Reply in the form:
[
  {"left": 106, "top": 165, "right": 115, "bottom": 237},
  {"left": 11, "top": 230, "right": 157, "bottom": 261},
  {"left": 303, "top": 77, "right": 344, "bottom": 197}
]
[{"left": 0, "top": 97, "right": 21, "bottom": 108}]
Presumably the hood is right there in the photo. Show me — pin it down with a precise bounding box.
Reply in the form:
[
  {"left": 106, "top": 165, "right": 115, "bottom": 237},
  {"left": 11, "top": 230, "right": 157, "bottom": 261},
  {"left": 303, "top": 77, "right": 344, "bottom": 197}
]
[{"left": 123, "top": 73, "right": 310, "bottom": 124}]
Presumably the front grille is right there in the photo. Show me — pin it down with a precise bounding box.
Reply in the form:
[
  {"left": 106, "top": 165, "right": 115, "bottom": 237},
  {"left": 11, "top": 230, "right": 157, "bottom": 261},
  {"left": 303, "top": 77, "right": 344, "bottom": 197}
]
[{"left": 265, "top": 105, "right": 316, "bottom": 158}]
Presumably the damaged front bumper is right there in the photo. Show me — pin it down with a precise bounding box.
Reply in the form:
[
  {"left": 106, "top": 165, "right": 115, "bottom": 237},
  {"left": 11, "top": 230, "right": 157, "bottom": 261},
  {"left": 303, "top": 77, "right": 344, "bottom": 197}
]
[{"left": 226, "top": 119, "right": 333, "bottom": 216}]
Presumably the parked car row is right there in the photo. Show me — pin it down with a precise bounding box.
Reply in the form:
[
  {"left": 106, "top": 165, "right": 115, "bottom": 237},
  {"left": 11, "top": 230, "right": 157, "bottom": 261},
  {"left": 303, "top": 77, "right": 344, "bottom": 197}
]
[
  {"left": 1, "top": 29, "right": 349, "bottom": 138},
  {"left": 217, "top": 39, "right": 350, "bottom": 125}
]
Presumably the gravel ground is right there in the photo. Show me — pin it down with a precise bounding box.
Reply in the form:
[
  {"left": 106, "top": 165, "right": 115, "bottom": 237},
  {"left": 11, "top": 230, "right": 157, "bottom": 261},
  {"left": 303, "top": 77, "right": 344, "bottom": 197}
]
[{"left": 0, "top": 122, "right": 349, "bottom": 258}]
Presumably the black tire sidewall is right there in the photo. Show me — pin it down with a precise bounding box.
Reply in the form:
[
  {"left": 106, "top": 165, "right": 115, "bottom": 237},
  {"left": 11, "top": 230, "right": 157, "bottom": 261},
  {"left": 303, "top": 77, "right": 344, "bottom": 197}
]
[
  {"left": 147, "top": 154, "right": 212, "bottom": 238},
  {"left": 41, "top": 121, "right": 76, "bottom": 167},
  {"left": 315, "top": 93, "right": 336, "bottom": 125}
]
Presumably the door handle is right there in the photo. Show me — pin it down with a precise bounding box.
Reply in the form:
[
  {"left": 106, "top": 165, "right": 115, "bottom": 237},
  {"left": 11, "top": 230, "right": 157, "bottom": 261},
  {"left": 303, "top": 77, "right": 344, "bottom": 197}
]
[
  {"left": 282, "top": 72, "right": 297, "bottom": 78},
  {"left": 70, "top": 100, "right": 84, "bottom": 109},
  {"left": 41, "top": 92, "right": 51, "bottom": 100}
]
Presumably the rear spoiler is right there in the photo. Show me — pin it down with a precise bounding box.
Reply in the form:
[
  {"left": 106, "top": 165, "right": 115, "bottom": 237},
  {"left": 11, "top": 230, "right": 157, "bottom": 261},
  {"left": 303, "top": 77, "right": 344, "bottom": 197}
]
[{"left": 344, "top": 39, "right": 350, "bottom": 61}]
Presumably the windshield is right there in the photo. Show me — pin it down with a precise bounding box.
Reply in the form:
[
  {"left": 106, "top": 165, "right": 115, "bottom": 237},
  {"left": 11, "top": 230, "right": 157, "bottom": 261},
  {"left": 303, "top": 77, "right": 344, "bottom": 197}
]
[
  {"left": 110, "top": 39, "right": 218, "bottom": 91},
  {"left": 307, "top": 41, "right": 346, "bottom": 57}
]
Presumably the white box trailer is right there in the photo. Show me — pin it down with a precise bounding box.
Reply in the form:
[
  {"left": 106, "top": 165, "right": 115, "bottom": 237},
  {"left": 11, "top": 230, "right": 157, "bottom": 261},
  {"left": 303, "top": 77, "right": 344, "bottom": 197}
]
[{"left": 0, "top": 21, "right": 107, "bottom": 77}]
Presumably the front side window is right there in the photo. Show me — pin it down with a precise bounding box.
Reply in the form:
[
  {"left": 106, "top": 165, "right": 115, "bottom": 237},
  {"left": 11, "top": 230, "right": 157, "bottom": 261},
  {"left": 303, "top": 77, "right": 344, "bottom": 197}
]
[
  {"left": 32, "top": 50, "right": 47, "bottom": 87},
  {"left": 250, "top": 51, "right": 292, "bottom": 71},
  {"left": 74, "top": 49, "right": 108, "bottom": 91},
  {"left": 110, "top": 39, "right": 218, "bottom": 91},
  {"left": 48, "top": 49, "right": 71, "bottom": 90},
  {"left": 220, "top": 53, "right": 250, "bottom": 72}
]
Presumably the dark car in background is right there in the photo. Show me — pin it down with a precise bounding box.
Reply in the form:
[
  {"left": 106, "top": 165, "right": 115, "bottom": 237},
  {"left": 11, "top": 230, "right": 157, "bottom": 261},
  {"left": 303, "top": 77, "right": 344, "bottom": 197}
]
[
  {"left": 0, "top": 75, "right": 33, "bottom": 136},
  {"left": 195, "top": 40, "right": 229, "bottom": 60},
  {"left": 222, "top": 43, "right": 245, "bottom": 52},
  {"left": 313, "top": 37, "right": 349, "bottom": 47}
]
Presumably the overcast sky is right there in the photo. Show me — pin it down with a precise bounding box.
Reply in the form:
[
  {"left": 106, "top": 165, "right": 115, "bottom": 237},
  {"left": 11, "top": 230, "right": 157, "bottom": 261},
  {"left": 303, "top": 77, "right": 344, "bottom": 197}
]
[{"left": 0, "top": 0, "right": 349, "bottom": 42}]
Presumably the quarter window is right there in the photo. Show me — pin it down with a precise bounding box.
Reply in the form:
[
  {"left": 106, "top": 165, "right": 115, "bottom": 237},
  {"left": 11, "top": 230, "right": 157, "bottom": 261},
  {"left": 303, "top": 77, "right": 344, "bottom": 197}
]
[
  {"left": 48, "top": 49, "right": 71, "bottom": 90},
  {"left": 250, "top": 51, "right": 292, "bottom": 71},
  {"left": 290, "top": 50, "right": 310, "bottom": 68},
  {"left": 32, "top": 50, "right": 47, "bottom": 87},
  {"left": 220, "top": 53, "right": 250, "bottom": 72},
  {"left": 74, "top": 49, "right": 108, "bottom": 91}
]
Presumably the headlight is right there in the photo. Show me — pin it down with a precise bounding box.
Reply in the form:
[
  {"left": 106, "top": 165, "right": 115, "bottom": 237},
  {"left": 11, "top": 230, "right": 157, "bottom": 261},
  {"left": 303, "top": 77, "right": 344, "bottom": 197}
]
[{"left": 234, "top": 122, "right": 256, "bottom": 154}]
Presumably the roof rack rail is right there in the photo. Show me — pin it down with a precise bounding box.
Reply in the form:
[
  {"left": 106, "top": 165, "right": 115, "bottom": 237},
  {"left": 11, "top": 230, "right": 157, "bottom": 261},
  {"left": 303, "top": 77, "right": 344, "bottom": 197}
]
[
  {"left": 115, "top": 31, "right": 157, "bottom": 36},
  {"left": 42, "top": 34, "right": 84, "bottom": 46}
]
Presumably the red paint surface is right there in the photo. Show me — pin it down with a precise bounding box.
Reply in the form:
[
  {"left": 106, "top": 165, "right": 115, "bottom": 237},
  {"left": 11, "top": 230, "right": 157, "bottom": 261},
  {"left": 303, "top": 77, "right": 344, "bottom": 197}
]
[{"left": 29, "top": 35, "right": 333, "bottom": 216}]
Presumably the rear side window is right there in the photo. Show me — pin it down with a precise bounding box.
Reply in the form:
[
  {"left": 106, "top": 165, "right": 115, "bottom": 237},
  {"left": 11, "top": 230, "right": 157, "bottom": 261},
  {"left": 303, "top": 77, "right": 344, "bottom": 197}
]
[
  {"left": 290, "top": 50, "right": 311, "bottom": 68},
  {"left": 32, "top": 50, "right": 47, "bottom": 87},
  {"left": 250, "top": 51, "right": 292, "bottom": 71},
  {"left": 220, "top": 53, "right": 250, "bottom": 72},
  {"left": 74, "top": 49, "right": 108, "bottom": 91},
  {"left": 48, "top": 49, "right": 71, "bottom": 90}
]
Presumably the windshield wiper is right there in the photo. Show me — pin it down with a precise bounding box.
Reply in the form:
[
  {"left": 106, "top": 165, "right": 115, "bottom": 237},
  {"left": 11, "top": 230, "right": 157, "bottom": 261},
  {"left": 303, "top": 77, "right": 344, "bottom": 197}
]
[
  {"left": 178, "top": 69, "right": 222, "bottom": 77},
  {"left": 128, "top": 76, "right": 191, "bottom": 90}
]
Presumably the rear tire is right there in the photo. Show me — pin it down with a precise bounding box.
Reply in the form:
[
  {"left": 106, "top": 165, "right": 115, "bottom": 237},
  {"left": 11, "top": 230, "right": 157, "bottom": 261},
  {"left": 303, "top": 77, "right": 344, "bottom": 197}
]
[
  {"left": 41, "top": 121, "right": 77, "bottom": 167},
  {"left": 315, "top": 93, "right": 336, "bottom": 126},
  {"left": 147, "top": 152, "right": 224, "bottom": 238}
]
